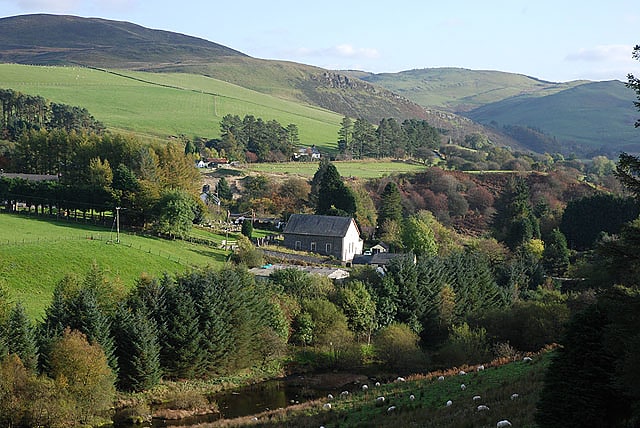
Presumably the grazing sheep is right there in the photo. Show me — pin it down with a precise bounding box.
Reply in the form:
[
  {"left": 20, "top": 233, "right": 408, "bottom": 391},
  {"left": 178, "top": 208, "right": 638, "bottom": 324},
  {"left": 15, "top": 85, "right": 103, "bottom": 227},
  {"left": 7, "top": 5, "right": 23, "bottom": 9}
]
[
  {"left": 437, "top": 375, "right": 445, "bottom": 381},
  {"left": 362, "top": 384, "right": 369, "bottom": 391},
  {"left": 375, "top": 381, "right": 381, "bottom": 387},
  {"left": 523, "top": 356, "right": 532, "bottom": 362},
  {"left": 459, "top": 370, "right": 467, "bottom": 376},
  {"left": 473, "top": 395, "right": 481, "bottom": 401},
  {"left": 340, "top": 390, "right": 349, "bottom": 397},
  {"left": 409, "top": 394, "right": 415, "bottom": 401},
  {"left": 496, "top": 420, "right": 512, "bottom": 427},
  {"left": 322, "top": 403, "right": 332, "bottom": 410},
  {"left": 251, "top": 417, "right": 258, "bottom": 421},
  {"left": 477, "top": 364, "right": 485, "bottom": 371},
  {"left": 510, "top": 393, "right": 519, "bottom": 400},
  {"left": 460, "top": 383, "right": 467, "bottom": 390},
  {"left": 446, "top": 400, "right": 453, "bottom": 407},
  {"left": 376, "top": 396, "right": 386, "bottom": 403},
  {"left": 396, "top": 376, "right": 406, "bottom": 382},
  {"left": 387, "top": 406, "right": 396, "bottom": 412},
  {"left": 477, "top": 405, "right": 490, "bottom": 411},
  {"left": 327, "top": 393, "right": 333, "bottom": 400}
]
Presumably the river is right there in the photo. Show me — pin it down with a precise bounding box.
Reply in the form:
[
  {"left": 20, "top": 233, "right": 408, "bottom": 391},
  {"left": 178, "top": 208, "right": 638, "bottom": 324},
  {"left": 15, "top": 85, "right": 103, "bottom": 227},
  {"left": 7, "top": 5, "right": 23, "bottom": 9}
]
[{"left": 114, "top": 373, "right": 370, "bottom": 427}]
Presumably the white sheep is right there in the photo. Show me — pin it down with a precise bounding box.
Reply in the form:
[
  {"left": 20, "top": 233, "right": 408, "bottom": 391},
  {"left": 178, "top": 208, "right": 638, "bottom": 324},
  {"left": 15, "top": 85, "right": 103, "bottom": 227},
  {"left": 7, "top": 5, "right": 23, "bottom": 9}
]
[
  {"left": 496, "top": 420, "right": 512, "bottom": 427},
  {"left": 387, "top": 405, "right": 396, "bottom": 412},
  {"left": 362, "top": 384, "right": 369, "bottom": 391},
  {"left": 477, "top": 364, "right": 485, "bottom": 371},
  {"left": 446, "top": 400, "right": 453, "bottom": 407},
  {"left": 437, "top": 375, "right": 445, "bottom": 381},
  {"left": 340, "top": 390, "right": 349, "bottom": 397},
  {"left": 510, "top": 393, "right": 519, "bottom": 400},
  {"left": 459, "top": 370, "right": 467, "bottom": 376},
  {"left": 523, "top": 356, "right": 532, "bottom": 362},
  {"left": 460, "top": 383, "right": 467, "bottom": 390},
  {"left": 327, "top": 393, "right": 334, "bottom": 400},
  {"left": 396, "top": 376, "right": 406, "bottom": 382},
  {"left": 376, "top": 396, "right": 386, "bottom": 403},
  {"left": 375, "top": 381, "right": 381, "bottom": 387},
  {"left": 409, "top": 394, "right": 415, "bottom": 401},
  {"left": 473, "top": 395, "right": 481, "bottom": 401},
  {"left": 477, "top": 405, "right": 490, "bottom": 411},
  {"left": 323, "top": 403, "right": 332, "bottom": 410}
]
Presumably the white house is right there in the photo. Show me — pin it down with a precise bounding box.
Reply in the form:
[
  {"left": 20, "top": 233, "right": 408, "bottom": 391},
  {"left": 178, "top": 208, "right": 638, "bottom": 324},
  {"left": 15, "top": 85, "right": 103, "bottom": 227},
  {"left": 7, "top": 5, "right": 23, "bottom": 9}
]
[{"left": 282, "top": 214, "right": 363, "bottom": 263}]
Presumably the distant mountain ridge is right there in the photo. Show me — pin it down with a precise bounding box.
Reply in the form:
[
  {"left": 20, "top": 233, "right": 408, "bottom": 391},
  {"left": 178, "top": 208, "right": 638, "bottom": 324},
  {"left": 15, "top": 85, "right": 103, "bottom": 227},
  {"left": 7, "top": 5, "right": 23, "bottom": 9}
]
[
  {"left": 0, "top": 14, "right": 246, "bottom": 67},
  {"left": 1, "top": 14, "right": 638, "bottom": 156}
]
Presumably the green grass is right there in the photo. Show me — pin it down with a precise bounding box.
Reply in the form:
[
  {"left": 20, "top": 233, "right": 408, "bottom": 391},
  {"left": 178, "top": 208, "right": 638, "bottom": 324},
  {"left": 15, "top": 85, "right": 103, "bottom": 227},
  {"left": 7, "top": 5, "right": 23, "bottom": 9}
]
[
  {"left": 0, "top": 213, "right": 231, "bottom": 319},
  {"left": 0, "top": 64, "right": 342, "bottom": 149},
  {"left": 246, "top": 160, "right": 428, "bottom": 179},
  {"left": 215, "top": 353, "right": 552, "bottom": 427}
]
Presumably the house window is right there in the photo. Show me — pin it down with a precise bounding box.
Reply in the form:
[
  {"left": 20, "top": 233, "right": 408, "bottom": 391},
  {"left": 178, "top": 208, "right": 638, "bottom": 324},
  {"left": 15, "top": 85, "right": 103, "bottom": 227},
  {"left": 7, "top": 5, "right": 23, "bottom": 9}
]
[
  {"left": 310, "top": 242, "right": 317, "bottom": 251},
  {"left": 295, "top": 241, "right": 301, "bottom": 250},
  {"left": 326, "top": 243, "right": 332, "bottom": 253}
]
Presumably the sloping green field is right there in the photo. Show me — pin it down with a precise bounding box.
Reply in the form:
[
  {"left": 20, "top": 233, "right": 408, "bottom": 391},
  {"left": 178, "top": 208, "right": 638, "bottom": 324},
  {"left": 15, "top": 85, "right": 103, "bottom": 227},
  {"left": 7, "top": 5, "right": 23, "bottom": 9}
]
[
  {"left": 0, "top": 214, "right": 229, "bottom": 319},
  {"left": 1, "top": 64, "right": 342, "bottom": 148}
]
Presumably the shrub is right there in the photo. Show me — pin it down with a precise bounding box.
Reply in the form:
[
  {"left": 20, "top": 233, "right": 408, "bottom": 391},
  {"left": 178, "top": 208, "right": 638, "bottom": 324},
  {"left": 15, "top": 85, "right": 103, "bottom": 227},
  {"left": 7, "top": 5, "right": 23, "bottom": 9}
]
[
  {"left": 374, "top": 322, "right": 427, "bottom": 370},
  {"left": 436, "top": 322, "right": 491, "bottom": 366}
]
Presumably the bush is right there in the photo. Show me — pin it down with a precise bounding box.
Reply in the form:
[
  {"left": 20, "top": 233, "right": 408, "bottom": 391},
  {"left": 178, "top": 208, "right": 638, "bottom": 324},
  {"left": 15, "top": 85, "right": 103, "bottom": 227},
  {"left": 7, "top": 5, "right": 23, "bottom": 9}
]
[
  {"left": 480, "top": 300, "right": 570, "bottom": 351},
  {"left": 436, "top": 322, "right": 491, "bottom": 367},
  {"left": 374, "top": 323, "right": 427, "bottom": 370}
]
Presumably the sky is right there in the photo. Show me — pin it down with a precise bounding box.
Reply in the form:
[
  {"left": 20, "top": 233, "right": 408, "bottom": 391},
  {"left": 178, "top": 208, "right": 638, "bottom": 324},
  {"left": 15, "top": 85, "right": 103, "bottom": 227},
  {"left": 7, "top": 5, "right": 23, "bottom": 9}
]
[{"left": 2, "top": 0, "right": 640, "bottom": 82}]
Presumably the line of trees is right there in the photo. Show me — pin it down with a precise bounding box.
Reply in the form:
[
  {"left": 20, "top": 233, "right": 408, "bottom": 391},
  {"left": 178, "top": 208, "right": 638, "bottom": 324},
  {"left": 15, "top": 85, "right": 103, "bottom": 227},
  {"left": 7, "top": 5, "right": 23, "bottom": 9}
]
[
  {"left": 215, "top": 114, "right": 300, "bottom": 162},
  {"left": 337, "top": 116, "right": 441, "bottom": 160},
  {"left": 0, "top": 88, "right": 105, "bottom": 141}
]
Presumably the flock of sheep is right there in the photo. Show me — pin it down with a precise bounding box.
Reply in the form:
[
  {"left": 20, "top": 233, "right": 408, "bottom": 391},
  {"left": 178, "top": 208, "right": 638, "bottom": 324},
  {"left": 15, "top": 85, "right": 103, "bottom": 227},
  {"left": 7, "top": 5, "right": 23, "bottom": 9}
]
[{"left": 318, "top": 357, "right": 535, "bottom": 428}]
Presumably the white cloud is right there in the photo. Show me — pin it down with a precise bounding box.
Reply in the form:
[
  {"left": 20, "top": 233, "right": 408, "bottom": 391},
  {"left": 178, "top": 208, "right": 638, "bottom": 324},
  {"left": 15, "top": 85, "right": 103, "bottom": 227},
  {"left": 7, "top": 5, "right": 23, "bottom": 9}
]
[
  {"left": 287, "top": 44, "right": 379, "bottom": 60},
  {"left": 566, "top": 44, "right": 635, "bottom": 63}
]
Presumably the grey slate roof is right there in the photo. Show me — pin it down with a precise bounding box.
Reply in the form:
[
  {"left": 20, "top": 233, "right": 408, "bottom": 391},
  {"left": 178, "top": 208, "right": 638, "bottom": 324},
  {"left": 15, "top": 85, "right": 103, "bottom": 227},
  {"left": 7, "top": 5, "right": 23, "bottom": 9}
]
[{"left": 283, "top": 214, "right": 354, "bottom": 237}]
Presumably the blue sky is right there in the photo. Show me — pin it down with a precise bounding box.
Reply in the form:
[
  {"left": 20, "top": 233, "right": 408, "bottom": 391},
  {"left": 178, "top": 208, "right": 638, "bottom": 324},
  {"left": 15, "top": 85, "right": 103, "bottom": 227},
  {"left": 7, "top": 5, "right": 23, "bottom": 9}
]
[{"left": 2, "top": 0, "right": 640, "bottom": 82}]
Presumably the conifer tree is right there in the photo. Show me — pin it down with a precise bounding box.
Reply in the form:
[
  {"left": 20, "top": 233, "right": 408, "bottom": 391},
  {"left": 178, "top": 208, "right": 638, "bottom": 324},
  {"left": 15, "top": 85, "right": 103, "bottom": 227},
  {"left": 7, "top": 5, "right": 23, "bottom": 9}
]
[
  {"left": 377, "top": 181, "right": 403, "bottom": 228},
  {"left": 112, "top": 305, "right": 162, "bottom": 392},
  {"left": 159, "top": 282, "right": 203, "bottom": 379},
  {"left": 7, "top": 303, "right": 38, "bottom": 372},
  {"left": 69, "top": 288, "right": 118, "bottom": 374},
  {"left": 543, "top": 228, "right": 570, "bottom": 276},
  {"left": 315, "top": 162, "right": 356, "bottom": 216}
]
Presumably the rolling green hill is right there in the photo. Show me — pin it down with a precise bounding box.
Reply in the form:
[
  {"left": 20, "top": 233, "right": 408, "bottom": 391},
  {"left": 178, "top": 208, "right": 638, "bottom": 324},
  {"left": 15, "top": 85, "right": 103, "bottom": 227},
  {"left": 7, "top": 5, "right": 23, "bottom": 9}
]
[
  {"left": 354, "top": 67, "right": 587, "bottom": 112},
  {"left": 0, "top": 63, "right": 343, "bottom": 148},
  {"left": 0, "top": 214, "right": 230, "bottom": 319},
  {"left": 466, "top": 80, "right": 640, "bottom": 156},
  {"left": 2, "top": 14, "right": 637, "bottom": 156},
  {"left": 355, "top": 68, "right": 639, "bottom": 155},
  {"left": 0, "top": 14, "right": 430, "bottom": 127}
]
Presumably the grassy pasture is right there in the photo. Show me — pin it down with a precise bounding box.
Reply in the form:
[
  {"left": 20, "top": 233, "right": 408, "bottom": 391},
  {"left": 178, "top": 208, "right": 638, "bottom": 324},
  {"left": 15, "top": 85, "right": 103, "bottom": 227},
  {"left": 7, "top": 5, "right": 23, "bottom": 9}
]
[
  {"left": 0, "top": 64, "right": 342, "bottom": 149},
  {"left": 246, "top": 159, "right": 428, "bottom": 178},
  {"left": 214, "top": 352, "right": 551, "bottom": 427},
  {"left": 0, "top": 213, "right": 230, "bottom": 319}
]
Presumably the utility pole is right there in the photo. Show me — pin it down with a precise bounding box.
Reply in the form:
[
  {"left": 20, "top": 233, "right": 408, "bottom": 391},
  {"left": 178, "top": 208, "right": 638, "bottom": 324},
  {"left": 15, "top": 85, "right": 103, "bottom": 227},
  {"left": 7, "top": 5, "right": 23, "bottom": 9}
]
[{"left": 115, "top": 207, "right": 121, "bottom": 244}]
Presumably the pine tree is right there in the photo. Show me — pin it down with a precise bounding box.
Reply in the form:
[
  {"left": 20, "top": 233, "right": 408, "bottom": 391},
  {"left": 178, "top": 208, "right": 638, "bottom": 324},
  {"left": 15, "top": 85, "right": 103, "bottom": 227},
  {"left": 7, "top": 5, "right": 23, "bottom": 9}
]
[
  {"left": 543, "top": 228, "right": 570, "bottom": 276},
  {"left": 315, "top": 162, "right": 356, "bottom": 216},
  {"left": 7, "top": 303, "right": 38, "bottom": 372},
  {"left": 69, "top": 288, "right": 118, "bottom": 374},
  {"left": 377, "top": 181, "right": 403, "bottom": 228},
  {"left": 112, "top": 305, "right": 162, "bottom": 392},
  {"left": 492, "top": 176, "right": 540, "bottom": 250},
  {"left": 216, "top": 176, "right": 233, "bottom": 200},
  {"left": 159, "top": 282, "right": 203, "bottom": 379}
]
